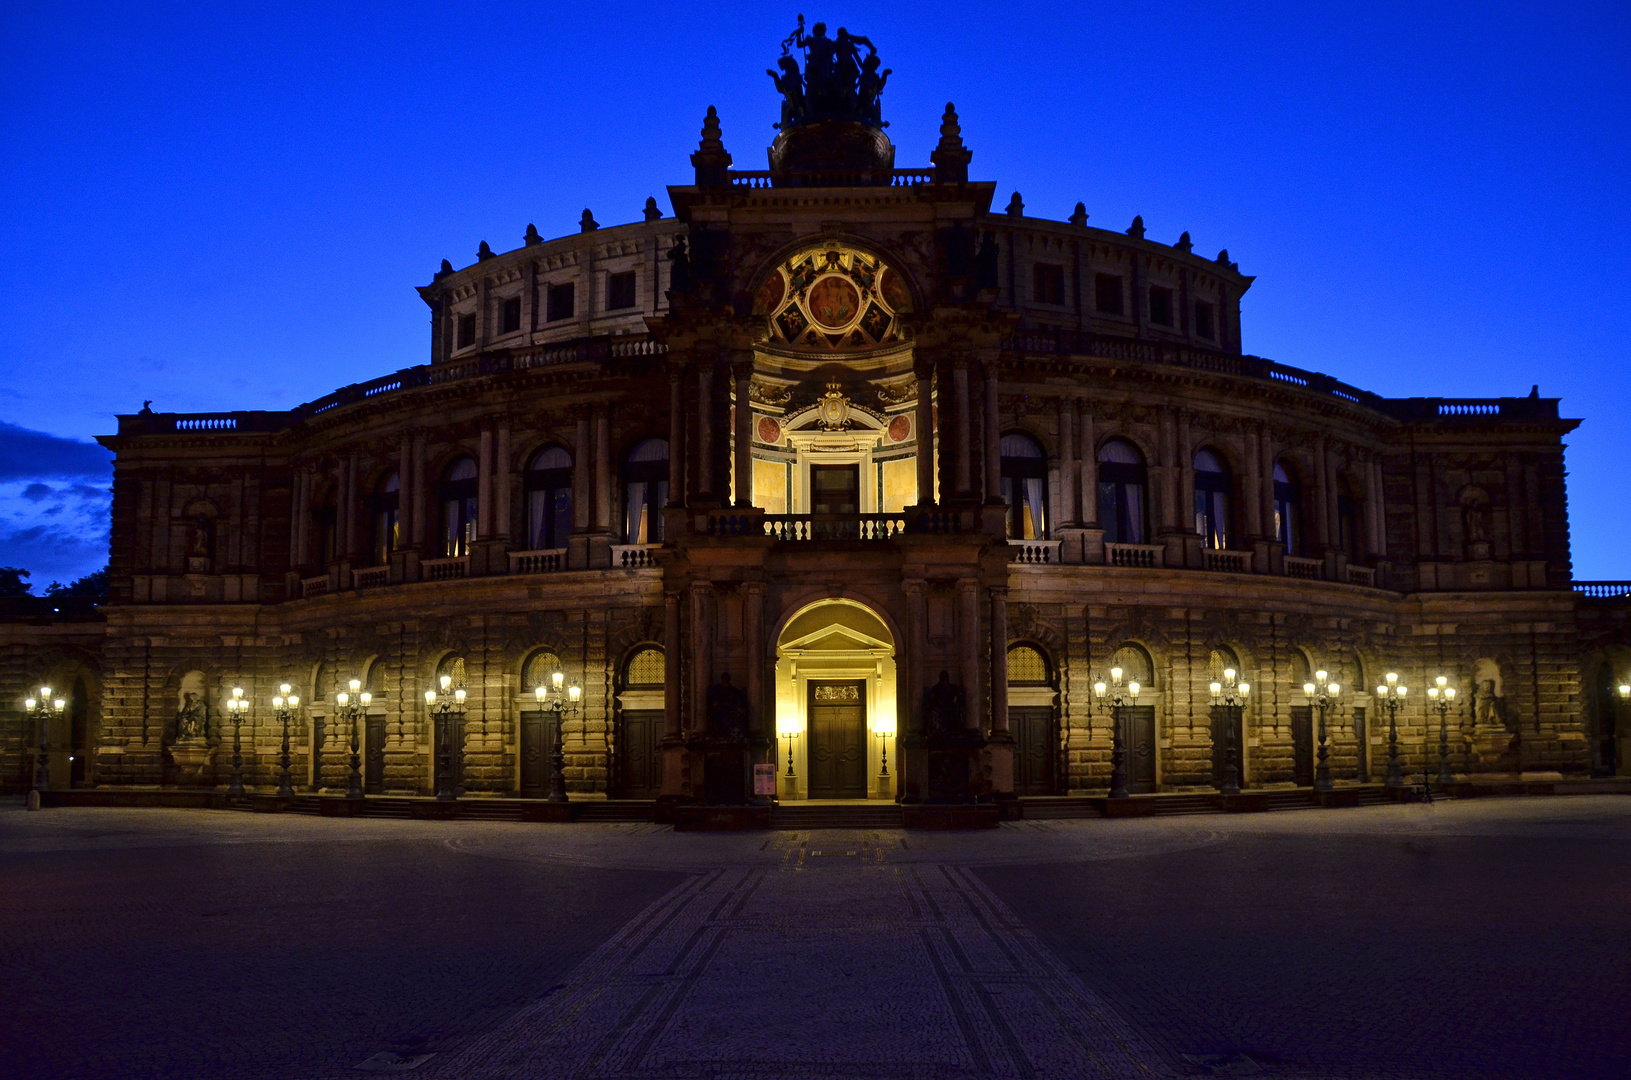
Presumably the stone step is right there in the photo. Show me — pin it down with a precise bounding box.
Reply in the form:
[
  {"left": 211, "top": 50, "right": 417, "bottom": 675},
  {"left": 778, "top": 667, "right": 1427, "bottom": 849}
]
[
  {"left": 576, "top": 801, "right": 657, "bottom": 821},
  {"left": 771, "top": 804, "right": 905, "bottom": 829}
]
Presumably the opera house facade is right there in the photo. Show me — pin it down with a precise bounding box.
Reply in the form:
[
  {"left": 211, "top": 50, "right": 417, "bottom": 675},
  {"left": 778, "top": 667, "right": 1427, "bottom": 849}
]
[{"left": 6, "top": 34, "right": 1629, "bottom": 819}]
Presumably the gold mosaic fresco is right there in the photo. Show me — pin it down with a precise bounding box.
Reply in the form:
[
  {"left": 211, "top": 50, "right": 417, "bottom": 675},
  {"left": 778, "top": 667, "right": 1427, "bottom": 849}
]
[{"left": 755, "top": 245, "right": 911, "bottom": 351}]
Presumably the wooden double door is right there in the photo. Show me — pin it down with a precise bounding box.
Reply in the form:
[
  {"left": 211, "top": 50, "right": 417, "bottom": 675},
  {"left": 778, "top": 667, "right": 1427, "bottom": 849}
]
[
  {"left": 364, "top": 715, "right": 386, "bottom": 794},
  {"left": 1011, "top": 707, "right": 1057, "bottom": 795},
  {"left": 1291, "top": 706, "right": 1315, "bottom": 786},
  {"left": 519, "top": 711, "right": 560, "bottom": 798},
  {"left": 1118, "top": 706, "right": 1157, "bottom": 794},
  {"left": 619, "top": 709, "right": 664, "bottom": 799},
  {"left": 808, "top": 681, "right": 867, "bottom": 798}
]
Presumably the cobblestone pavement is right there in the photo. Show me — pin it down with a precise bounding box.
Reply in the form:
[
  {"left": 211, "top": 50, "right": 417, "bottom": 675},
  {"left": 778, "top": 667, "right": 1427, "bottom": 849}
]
[{"left": 1, "top": 797, "right": 1628, "bottom": 1079}]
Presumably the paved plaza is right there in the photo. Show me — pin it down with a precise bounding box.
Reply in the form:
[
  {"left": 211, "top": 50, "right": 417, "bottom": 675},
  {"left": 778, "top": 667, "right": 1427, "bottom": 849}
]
[{"left": 2, "top": 798, "right": 1628, "bottom": 1080}]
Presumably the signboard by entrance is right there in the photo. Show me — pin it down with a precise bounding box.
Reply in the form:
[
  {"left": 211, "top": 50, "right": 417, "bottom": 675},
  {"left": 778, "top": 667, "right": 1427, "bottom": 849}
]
[{"left": 753, "top": 763, "right": 777, "bottom": 796}]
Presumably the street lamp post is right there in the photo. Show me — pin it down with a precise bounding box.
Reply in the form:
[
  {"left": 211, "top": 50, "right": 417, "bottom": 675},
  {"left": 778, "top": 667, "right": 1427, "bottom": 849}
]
[
  {"left": 224, "top": 687, "right": 247, "bottom": 797},
  {"left": 24, "top": 687, "right": 64, "bottom": 808},
  {"left": 1427, "top": 676, "right": 1458, "bottom": 789},
  {"left": 778, "top": 723, "right": 800, "bottom": 797},
  {"left": 1208, "top": 669, "right": 1250, "bottom": 797},
  {"left": 335, "top": 678, "right": 370, "bottom": 800},
  {"left": 426, "top": 675, "right": 466, "bottom": 802},
  {"left": 1092, "top": 667, "right": 1142, "bottom": 799},
  {"left": 875, "top": 716, "right": 895, "bottom": 796},
  {"left": 1302, "top": 671, "right": 1341, "bottom": 793},
  {"left": 539, "top": 671, "right": 579, "bottom": 804},
  {"left": 270, "top": 684, "right": 300, "bottom": 798},
  {"left": 1376, "top": 672, "right": 1408, "bottom": 789}
]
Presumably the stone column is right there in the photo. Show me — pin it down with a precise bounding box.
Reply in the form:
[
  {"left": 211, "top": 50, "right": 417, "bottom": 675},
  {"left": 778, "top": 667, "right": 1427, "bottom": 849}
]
[
  {"left": 411, "top": 432, "right": 427, "bottom": 550},
  {"left": 983, "top": 362, "right": 1001, "bottom": 503},
  {"left": 1058, "top": 399, "right": 1076, "bottom": 525},
  {"left": 340, "top": 452, "right": 358, "bottom": 561},
  {"left": 1312, "top": 435, "right": 1330, "bottom": 551},
  {"left": 1258, "top": 425, "right": 1276, "bottom": 540},
  {"left": 899, "top": 578, "right": 929, "bottom": 803},
  {"left": 952, "top": 358, "right": 972, "bottom": 498},
  {"left": 663, "top": 592, "right": 682, "bottom": 738},
  {"left": 477, "top": 428, "right": 494, "bottom": 538},
  {"left": 914, "top": 358, "right": 935, "bottom": 505},
  {"left": 594, "top": 405, "right": 612, "bottom": 532},
  {"left": 1079, "top": 404, "right": 1098, "bottom": 525},
  {"left": 1178, "top": 410, "right": 1194, "bottom": 533},
  {"left": 291, "top": 466, "right": 309, "bottom": 566},
  {"left": 397, "top": 437, "right": 414, "bottom": 542},
  {"left": 1368, "top": 458, "right": 1387, "bottom": 556},
  {"left": 1244, "top": 427, "right": 1262, "bottom": 538},
  {"left": 732, "top": 358, "right": 753, "bottom": 508},
  {"left": 989, "top": 588, "right": 1009, "bottom": 735},
  {"left": 493, "top": 424, "right": 510, "bottom": 541},
  {"left": 697, "top": 361, "right": 714, "bottom": 501},
  {"left": 668, "top": 363, "right": 685, "bottom": 506},
  {"left": 690, "top": 583, "right": 712, "bottom": 732},
  {"left": 744, "top": 582, "right": 764, "bottom": 734},
  {"left": 959, "top": 578, "right": 981, "bottom": 731},
  {"left": 1158, "top": 412, "right": 1178, "bottom": 531}
]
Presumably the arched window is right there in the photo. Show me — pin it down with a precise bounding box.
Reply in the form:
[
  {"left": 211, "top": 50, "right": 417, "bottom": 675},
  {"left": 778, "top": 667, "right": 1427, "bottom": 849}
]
[
  {"left": 371, "top": 472, "right": 400, "bottom": 567},
  {"left": 1273, "top": 462, "right": 1302, "bottom": 556},
  {"left": 1111, "top": 643, "right": 1154, "bottom": 686},
  {"left": 1336, "top": 476, "right": 1358, "bottom": 557},
  {"left": 311, "top": 661, "right": 328, "bottom": 702},
  {"left": 525, "top": 447, "right": 573, "bottom": 551},
  {"left": 439, "top": 457, "right": 479, "bottom": 558},
  {"left": 523, "top": 650, "right": 562, "bottom": 691},
  {"left": 625, "top": 646, "right": 665, "bottom": 688},
  {"left": 1098, "top": 439, "right": 1148, "bottom": 544},
  {"left": 1208, "top": 646, "right": 1241, "bottom": 683},
  {"left": 1007, "top": 644, "right": 1050, "bottom": 685},
  {"left": 1193, "top": 449, "right": 1231, "bottom": 551},
  {"left": 999, "top": 434, "right": 1048, "bottom": 540},
  {"left": 363, "top": 658, "right": 385, "bottom": 693},
  {"left": 622, "top": 439, "right": 669, "bottom": 544},
  {"left": 437, "top": 655, "right": 466, "bottom": 688}
]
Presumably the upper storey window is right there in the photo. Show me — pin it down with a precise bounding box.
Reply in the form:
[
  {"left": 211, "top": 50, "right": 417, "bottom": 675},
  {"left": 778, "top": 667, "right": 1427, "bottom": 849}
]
[
  {"left": 1148, "top": 286, "right": 1174, "bottom": 327},
  {"left": 500, "top": 296, "right": 522, "bottom": 335},
  {"left": 1337, "top": 477, "right": 1358, "bottom": 557},
  {"left": 1193, "top": 449, "right": 1231, "bottom": 551},
  {"left": 371, "top": 472, "right": 400, "bottom": 567},
  {"left": 548, "top": 282, "right": 575, "bottom": 322},
  {"left": 1032, "top": 264, "right": 1064, "bottom": 306},
  {"left": 1098, "top": 439, "right": 1148, "bottom": 544},
  {"left": 525, "top": 447, "right": 573, "bottom": 551},
  {"left": 1274, "top": 462, "right": 1303, "bottom": 556},
  {"left": 1194, "top": 300, "right": 1215, "bottom": 340},
  {"left": 440, "top": 457, "right": 479, "bottom": 559},
  {"left": 622, "top": 439, "right": 669, "bottom": 545},
  {"left": 756, "top": 244, "right": 910, "bottom": 352},
  {"left": 607, "top": 271, "right": 637, "bottom": 311},
  {"left": 456, "top": 312, "right": 477, "bottom": 349},
  {"left": 1000, "top": 434, "right": 1048, "bottom": 540},
  {"left": 1094, "top": 274, "right": 1123, "bottom": 315}
]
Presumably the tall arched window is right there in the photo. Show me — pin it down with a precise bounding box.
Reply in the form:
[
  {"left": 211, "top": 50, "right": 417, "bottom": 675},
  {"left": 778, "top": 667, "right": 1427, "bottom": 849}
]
[
  {"left": 371, "top": 472, "right": 400, "bottom": 566},
  {"left": 1336, "top": 476, "right": 1358, "bottom": 557},
  {"left": 622, "top": 439, "right": 669, "bottom": 544},
  {"left": 999, "top": 434, "right": 1048, "bottom": 540},
  {"left": 437, "top": 655, "right": 466, "bottom": 688},
  {"left": 439, "top": 457, "right": 479, "bottom": 558},
  {"left": 523, "top": 650, "right": 562, "bottom": 691},
  {"left": 525, "top": 447, "right": 573, "bottom": 551},
  {"left": 1193, "top": 449, "right": 1231, "bottom": 550},
  {"left": 1112, "top": 643, "right": 1154, "bottom": 686},
  {"left": 1098, "top": 439, "right": 1148, "bottom": 544},
  {"left": 1273, "top": 462, "right": 1302, "bottom": 555}
]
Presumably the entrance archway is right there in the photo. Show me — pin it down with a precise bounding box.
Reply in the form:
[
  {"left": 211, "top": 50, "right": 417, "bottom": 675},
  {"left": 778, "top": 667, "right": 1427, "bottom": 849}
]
[{"left": 775, "top": 599, "right": 898, "bottom": 800}]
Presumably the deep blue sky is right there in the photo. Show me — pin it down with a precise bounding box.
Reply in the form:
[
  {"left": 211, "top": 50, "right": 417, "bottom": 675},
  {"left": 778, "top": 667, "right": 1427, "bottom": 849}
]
[{"left": 1, "top": 1, "right": 1626, "bottom": 583}]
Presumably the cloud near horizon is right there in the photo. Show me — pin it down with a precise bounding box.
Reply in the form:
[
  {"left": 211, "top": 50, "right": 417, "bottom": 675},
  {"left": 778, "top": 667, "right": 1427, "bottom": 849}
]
[{"left": 0, "top": 422, "right": 113, "bottom": 584}]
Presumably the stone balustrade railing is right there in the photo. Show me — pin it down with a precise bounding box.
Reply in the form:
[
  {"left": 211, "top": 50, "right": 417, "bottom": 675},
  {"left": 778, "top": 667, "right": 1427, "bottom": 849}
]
[
  {"left": 1008, "top": 539, "right": 1063, "bottom": 564},
  {"left": 509, "top": 549, "right": 567, "bottom": 574},
  {"left": 422, "top": 556, "right": 469, "bottom": 582}
]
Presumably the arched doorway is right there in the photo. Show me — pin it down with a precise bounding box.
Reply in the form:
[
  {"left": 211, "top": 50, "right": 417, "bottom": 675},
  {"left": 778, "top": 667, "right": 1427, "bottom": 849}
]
[
  {"left": 1007, "top": 644, "right": 1058, "bottom": 794},
  {"left": 775, "top": 599, "right": 898, "bottom": 800},
  {"left": 617, "top": 645, "right": 666, "bottom": 799}
]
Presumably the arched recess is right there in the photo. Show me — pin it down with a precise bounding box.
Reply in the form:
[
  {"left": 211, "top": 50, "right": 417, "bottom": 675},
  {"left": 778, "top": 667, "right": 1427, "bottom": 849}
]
[
  {"left": 27, "top": 654, "right": 102, "bottom": 791},
  {"left": 774, "top": 598, "right": 897, "bottom": 801},
  {"left": 1206, "top": 643, "right": 1250, "bottom": 790},
  {"left": 513, "top": 647, "right": 564, "bottom": 799},
  {"left": 614, "top": 644, "right": 666, "bottom": 799},
  {"left": 1586, "top": 646, "right": 1631, "bottom": 777},
  {"left": 1007, "top": 642, "right": 1059, "bottom": 795},
  {"left": 1108, "top": 641, "right": 1158, "bottom": 794}
]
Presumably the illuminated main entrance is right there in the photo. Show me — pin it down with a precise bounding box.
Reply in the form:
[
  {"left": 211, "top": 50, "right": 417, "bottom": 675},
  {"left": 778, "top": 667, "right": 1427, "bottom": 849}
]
[{"left": 775, "top": 599, "right": 898, "bottom": 800}]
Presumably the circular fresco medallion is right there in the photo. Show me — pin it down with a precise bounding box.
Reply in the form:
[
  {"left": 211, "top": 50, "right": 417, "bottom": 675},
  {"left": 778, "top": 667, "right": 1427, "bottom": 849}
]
[
  {"left": 887, "top": 414, "right": 912, "bottom": 442},
  {"left": 754, "top": 271, "right": 785, "bottom": 315},
  {"left": 807, "top": 275, "right": 861, "bottom": 329},
  {"left": 756, "top": 415, "right": 782, "bottom": 444}
]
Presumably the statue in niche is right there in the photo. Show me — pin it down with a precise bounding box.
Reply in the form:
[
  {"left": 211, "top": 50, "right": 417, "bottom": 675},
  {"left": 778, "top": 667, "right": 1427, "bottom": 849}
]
[
  {"left": 189, "top": 517, "right": 213, "bottom": 560},
  {"left": 1463, "top": 499, "right": 1489, "bottom": 558},
  {"left": 975, "top": 232, "right": 1000, "bottom": 291},
  {"left": 1471, "top": 658, "right": 1511, "bottom": 732},
  {"left": 922, "top": 670, "right": 967, "bottom": 738},
  {"left": 666, "top": 238, "right": 689, "bottom": 294},
  {"left": 174, "top": 690, "right": 207, "bottom": 742},
  {"left": 706, "top": 673, "right": 750, "bottom": 740}
]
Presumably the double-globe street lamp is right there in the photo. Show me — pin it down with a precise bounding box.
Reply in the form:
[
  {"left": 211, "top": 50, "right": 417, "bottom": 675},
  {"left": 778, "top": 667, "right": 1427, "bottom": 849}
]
[
  {"left": 270, "top": 684, "right": 300, "bottom": 798},
  {"left": 1376, "top": 673, "right": 1408, "bottom": 789},
  {"left": 223, "top": 687, "right": 248, "bottom": 797},
  {"left": 1426, "top": 676, "right": 1459, "bottom": 789},
  {"left": 1092, "top": 667, "right": 1142, "bottom": 799},
  {"left": 426, "top": 675, "right": 467, "bottom": 802},
  {"left": 1302, "top": 671, "right": 1341, "bottom": 793},
  {"left": 533, "top": 670, "right": 580, "bottom": 804},
  {"left": 1208, "top": 669, "right": 1251, "bottom": 797},
  {"left": 23, "top": 687, "right": 65, "bottom": 805},
  {"left": 335, "top": 678, "right": 371, "bottom": 800}
]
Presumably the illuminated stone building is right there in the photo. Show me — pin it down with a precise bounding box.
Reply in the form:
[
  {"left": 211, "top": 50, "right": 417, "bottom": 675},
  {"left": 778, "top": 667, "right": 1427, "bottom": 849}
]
[{"left": 5, "top": 31, "right": 1630, "bottom": 812}]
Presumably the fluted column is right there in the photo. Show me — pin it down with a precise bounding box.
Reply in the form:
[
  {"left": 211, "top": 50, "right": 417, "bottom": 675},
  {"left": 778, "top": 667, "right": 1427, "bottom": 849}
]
[
  {"left": 732, "top": 357, "right": 753, "bottom": 508},
  {"left": 493, "top": 423, "right": 510, "bottom": 541},
  {"left": 744, "top": 581, "right": 764, "bottom": 733},
  {"left": 914, "top": 359, "right": 935, "bottom": 505},
  {"left": 1177, "top": 410, "right": 1194, "bottom": 534},
  {"left": 1058, "top": 399, "right": 1076, "bottom": 525},
  {"left": 397, "top": 437, "right": 414, "bottom": 543},
  {"left": 1312, "top": 435, "right": 1330, "bottom": 550},
  {"left": 989, "top": 587, "right": 1009, "bottom": 735},
  {"left": 983, "top": 362, "right": 1001, "bottom": 503},
  {"left": 1368, "top": 457, "right": 1386, "bottom": 556},
  {"left": 1244, "top": 427, "right": 1262, "bottom": 538},
  {"left": 953, "top": 358, "right": 972, "bottom": 498},
  {"left": 340, "top": 452, "right": 358, "bottom": 559},
  {"left": 1258, "top": 424, "right": 1275, "bottom": 539},
  {"left": 594, "top": 404, "right": 612, "bottom": 532},
  {"left": 904, "top": 579, "right": 927, "bottom": 733},
  {"left": 689, "top": 583, "right": 712, "bottom": 732},
  {"left": 1079, "top": 404, "right": 1098, "bottom": 526}
]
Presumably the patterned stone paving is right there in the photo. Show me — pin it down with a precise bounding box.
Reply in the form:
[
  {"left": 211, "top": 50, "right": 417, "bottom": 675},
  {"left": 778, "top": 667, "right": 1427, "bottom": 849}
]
[{"left": 428, "top": 834, "right": 1168, "bottom": 1079}]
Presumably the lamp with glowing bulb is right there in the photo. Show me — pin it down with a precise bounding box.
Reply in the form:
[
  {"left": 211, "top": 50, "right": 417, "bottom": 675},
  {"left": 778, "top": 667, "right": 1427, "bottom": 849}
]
[
  {"left": 426, "top": 676, "right": 467, "bottom": 802},
  {"left": 1426, "top": 676, "right": 1458, "bottom": 789},
  {"left": 1375, "top": 673, "right": 1408, "bottom": 789},
  {"left": 224, "top": 686, "right": 248, "bottom": 797},
  {"left": 874, "top": 714, "right": 897, "bottom": 796},
  {"left": 24, "top": 686, "right": 62, "bottom": 805},
  {"left": 271, "top": 684, "right": 299, "bottom": 798},
  {"left": 1301, "top": 670, "right": 1341, "bottom": 793},
  {"left": 335, "top": 677, "right": 370, "bottom": 800},
  {"left": 536, "top": 671, "right": 578, "bottom": 804},
  {"left": 1209, "top": 668, "right": 1250, "bottom": 796},
  {"left": 777, "top": 716, "right": 801, "bottom": 796},
  {"left": 1092, "top": 666, "right": 1141, "bottom": 799}
]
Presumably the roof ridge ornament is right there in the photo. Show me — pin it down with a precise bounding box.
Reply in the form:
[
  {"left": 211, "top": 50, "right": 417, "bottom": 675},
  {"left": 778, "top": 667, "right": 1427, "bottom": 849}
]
[
  {"left": 692, "top": 105, "right": 733, "bottom": 186},
  {"left": 930, "top": 102, "right": 972, "bottom": 183},
  {"left": 769, "top": 16, "right": 889, "bottom": 131}
]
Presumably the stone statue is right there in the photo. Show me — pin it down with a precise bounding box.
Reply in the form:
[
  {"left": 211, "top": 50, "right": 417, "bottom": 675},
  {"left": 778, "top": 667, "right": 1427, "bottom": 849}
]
[
  {"left": 666, "top": 238, "right": 689, "bottom": 294},
  {"left": 768, "top": 55, "right": 805, "bottom": 129},
  {"left": 189, "top": 517, "right": 213, "bottom": 560},
  {"left": 773, "top": 17, "right": 887, "bottom": 128},
  {"left": 975, "top": 232, "right": 1000, "bottom": 291},
  {"left": 922, "top": 670, "right": 966, "bottom": 738},
  {"left": 706, "top": 673, "right": 750, "bottom": 740},
  {"left": 856, "top": 52, "right": 891, "bottom": 125},
  {"left": 1463, "top": 501, "right": 1489, "bottom": 544},
  {"left": 175, "top": 691, "right": 206, "bottom": 742}
]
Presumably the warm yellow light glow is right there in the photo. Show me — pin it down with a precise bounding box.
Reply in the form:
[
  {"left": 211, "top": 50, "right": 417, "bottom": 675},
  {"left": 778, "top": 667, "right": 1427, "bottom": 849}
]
[
  {"left": 1436, "top": 675, "right": 1448, "bottom": 688},
  {"left": 1238, "top": 682, "right": 1250, "bottom": 696},
  {"left": 552, "top": 671, "right": 565, "bottom": 689},
  {"left": 1127, "top": 681, "right": 1140, "bottom": 696},
  {"left": 1396, "top": 686, "right": 1407, "bottom": 697},
  {"left": 1443, "top": 688, "right": 1454, "bottom": 700},
  {"left": 280, "top": 683, "right": 292, "bottom": 695},
  {"left": 1223, "top": 668, "right": 1236, "bottom": 681},
  {"left": 535, "top": 685, "right": 547, "bottom": 702},
  {"left": 1304, "top": 682, "right": 1317, "bottom": 696},
  {"left": 568, "top": 685, "right": 582, "bottom": 702},
  {"left": 287, "top": 694, "right": 299, "bottom": 707},
  {"left": 1210, "top": 682, "right": 1222, "bottom": 696},
  {"left": 1619, "top": 684, "right": 1630, "bottom": 699},
  {"left": 1386, "top": 672, "right": 1398, "bottom": 686},
  {"left": 1315, "top": 670, "right": 1328, "bottom": 684},
  {"left": 454, "top": 688, "right": 466, "bottom": 704},
  {"left": 1376, "top": 685, "right": 1386, "bottom": 697},
  {"left": 425, "top": 690, "right": 436, "bottom": 704},
  {"left": 349, "top": 678, "right": 362, "bottom": 693},
  {"left": 1110, "top": 666, "right": 1123, "bottom": 682},
  {"left": 272, "top": 696, "right": 284, "bottom": 708},
  {"left": 39, "top": 686, "right": 51, "bottom": 699},
  {"left": 232, "top": 686, "right": 244, "bottom": 700},
  {"left": 24, "top": 698, "right": 35, "bottom": 710},
  {"left": 336, "top": 692, "right": 349, "bottom": 707},
  {"left": 360, "top": 692, "right": 372, "bottom": 706},
  {"left": 1427, "top": 687, "right": 1438, "bottom": 700},
  {"left": 1328, "top": 683, "right": 1340, "bottom": 696},
  {"left": 439, "top": 674, "right": 452, "bottom": 691},
  {"left": 55, "top": 698, "right": 65, "bottom": 710},
  {"left": 873, "top": 716, "right": 897, "bottom": 737},
  {"left": 1094, "top": 681, "right": 1107, "bottom": 696}
]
